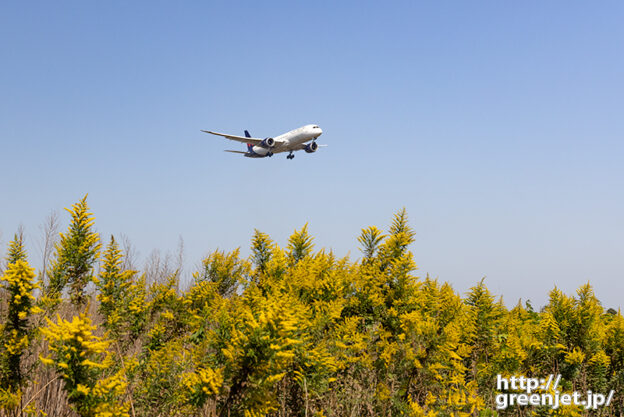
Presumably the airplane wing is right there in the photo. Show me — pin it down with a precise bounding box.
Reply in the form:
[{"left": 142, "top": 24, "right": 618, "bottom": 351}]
[
  {"left": 201, "top": 130, "right": 265, "bottom": 145},
  {"left": 224, "top": 150, "right": 247, "bottom": 154}
]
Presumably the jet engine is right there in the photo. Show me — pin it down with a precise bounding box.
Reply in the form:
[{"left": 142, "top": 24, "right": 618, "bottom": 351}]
[
  {"left": 304, "top": 142, "right": 318, "bottom": 153},
  {"left": 260, "top": 137, "right": 275, "bottom": 148}
]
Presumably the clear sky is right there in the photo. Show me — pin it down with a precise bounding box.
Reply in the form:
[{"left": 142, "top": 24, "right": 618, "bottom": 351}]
[{"left": 1, "top": 1, "right": 623, "bottom": 309}]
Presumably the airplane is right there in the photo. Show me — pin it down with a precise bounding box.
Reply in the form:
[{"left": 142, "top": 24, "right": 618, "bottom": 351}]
[{"left": 201, "top": 124, "right": 325, "bottom": 160}]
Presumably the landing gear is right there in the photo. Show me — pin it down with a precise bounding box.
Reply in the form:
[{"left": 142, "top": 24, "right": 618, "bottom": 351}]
[{"left": 287, "top": 152, "right": 295, "bottom": 160}]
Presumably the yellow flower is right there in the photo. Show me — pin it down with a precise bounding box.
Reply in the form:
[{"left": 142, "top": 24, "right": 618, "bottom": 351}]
[
  {"left": 39, "top": 355, "right": 55, "bottom": 366},
  {"left": 76, "top": 384, "right": 90, "bottom": 395}
]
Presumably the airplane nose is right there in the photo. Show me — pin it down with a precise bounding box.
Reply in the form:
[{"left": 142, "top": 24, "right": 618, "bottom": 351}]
[{"left": 317, "top": 128, "right": 323, "bottom": 136}]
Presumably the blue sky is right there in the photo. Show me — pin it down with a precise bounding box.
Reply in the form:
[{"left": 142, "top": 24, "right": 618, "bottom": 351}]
[{"left": 1, "top": 1, "right": 623, "bottom": 308}]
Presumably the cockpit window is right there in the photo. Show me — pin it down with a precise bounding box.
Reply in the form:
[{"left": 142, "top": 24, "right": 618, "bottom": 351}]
[{"left": 313, "top": 125, "right": 319, "bottom": 128}]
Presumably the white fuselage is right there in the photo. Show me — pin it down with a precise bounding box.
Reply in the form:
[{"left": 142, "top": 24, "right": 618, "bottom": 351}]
[
  {"left": 276, "top": 124, "right": 323, "bottom": 148},
  {"left": 250, "top": 124, "right": 323, "bottom": 156}
]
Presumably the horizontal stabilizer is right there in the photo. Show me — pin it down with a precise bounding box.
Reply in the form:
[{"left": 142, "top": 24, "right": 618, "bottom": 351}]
[{"left": 224, "top": 150, "right": 247, "bottom": 154}]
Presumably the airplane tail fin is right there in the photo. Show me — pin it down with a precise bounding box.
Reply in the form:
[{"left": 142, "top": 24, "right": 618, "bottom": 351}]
[{"left": 244, "top": 131, "right": 253, "bottom": 152}]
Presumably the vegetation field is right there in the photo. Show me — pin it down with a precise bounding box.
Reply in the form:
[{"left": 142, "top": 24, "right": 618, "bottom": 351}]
[{"left": 1, "top": 197, "right": 622, "bottom": 416}]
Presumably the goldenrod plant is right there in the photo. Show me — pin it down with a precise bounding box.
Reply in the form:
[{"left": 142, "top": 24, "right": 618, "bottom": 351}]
[
  {"left": 287, "top": 224, "right": 314, "bottom": 265},
  {"left": 93, "top": 236, "right": 136, "bottom": 339},
  {"left": 40, "top": 313, "right": 128, "bottom": 417},
  {"left": 44, "top": 195, "right": 101, "bottom": 307},
  {"left": 1, "top": 197, "right": 624, "bottom": 416},
  {"left": 250, "top": 229, "right": 273, "bottom": 278},
  {"left": 5, "top": 232, "right": 28, "bottom": 266},
  {"left": 195, "top": 249, "right": 251, "bottom": 298},
  {"left": 0, "top": 234, "right": 40, "bottom": 413}
]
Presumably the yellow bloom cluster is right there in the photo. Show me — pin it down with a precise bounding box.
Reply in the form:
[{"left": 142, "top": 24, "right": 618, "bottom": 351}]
[
  {"left": 40, "top": 314, "right": 129, "bottom": 417},
  {"left": 182, "top": 366, "right": 223, "bottom": 398},
  {"left": 3, "top": 259, "right": 38, "bottom": 311},
  {"left": 182, "top": 279, "right": 220, "bottom": 325},
  {"left": 92, "top": 402, "right": 130, "bottom": 417},
  {"left": 91, "top": 372, "right": 128, "bottom": 399},
  {"left": 40, "top": 314, "right": 111, "bottom": 362},
  {"left": 0, "top": 387, "right": 21, "bottom": 411},
  {"left": 3, "top": 329, "right": 29, "bottom": 355},
  {"left": 40, "top": 314, "right": 110, "bottom": 379}
]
